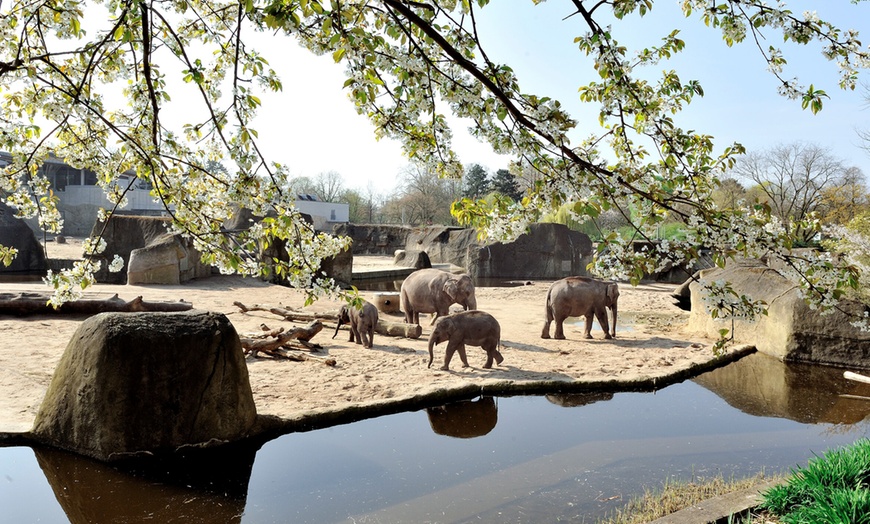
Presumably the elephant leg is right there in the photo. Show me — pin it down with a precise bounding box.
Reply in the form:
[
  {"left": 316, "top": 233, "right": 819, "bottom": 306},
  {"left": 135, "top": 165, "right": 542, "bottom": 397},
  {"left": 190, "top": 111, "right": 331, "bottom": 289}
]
[
  {"left": 583, "top": 314, "right": 594, "bottom": 339},
  {"left": 594, "top": 308, "right": 612, "bottom": 340},
  {"left": 441, "top": 340, "right": 461, "bottom": 370},
  {"left": 456, "top": 343, "right": 470, "bottom": 368},
  {"left": 482, "top": 344, "right": 504, "bottom": 369},
  {"left": 351, "top": 326, "right": 362, "bottom": 344},
  {"left": 541, "top": 318, "right": 552, "bottom": 339},
  {"left": 554, "top": 314, "right": 568, "bottom": 339}
]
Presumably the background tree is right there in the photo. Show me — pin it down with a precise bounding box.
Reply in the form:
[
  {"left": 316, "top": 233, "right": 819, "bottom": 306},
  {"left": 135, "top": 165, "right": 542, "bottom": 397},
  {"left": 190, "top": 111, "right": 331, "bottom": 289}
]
[
  {"left": 817, "top": 167, "right": 869, "bottom": 226},
  {"left": 310, "top": 171, "right": 345, "bottom": 202},
  {"left": 462, "top": 164, "right": 491, "bottom": 199},
  {"left": 0, "top": 0, "right": 868, "bottom": 322},
  {"left": 711, "top": 177, "right": 747, "bottom": 211},
  {"left": 491, "top": 169, "right": 522, "bottom": 201},
  {"left": 383, "top": 164, "right": 460, "bottom": 225},
  {"left": 732, "top": 143, "right": 858, "bottom": 243}
]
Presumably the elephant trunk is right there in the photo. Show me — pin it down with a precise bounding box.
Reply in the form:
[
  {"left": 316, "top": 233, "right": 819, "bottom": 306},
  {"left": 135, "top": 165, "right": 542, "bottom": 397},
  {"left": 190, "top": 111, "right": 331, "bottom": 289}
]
[
  {"left": 465, "top": 295, "right": 477, "bottom": 311},
  {"left": 427, "top": 336, "right": 436, "bottom": 368},
  {"left": 332, "top": 318, "right": 343, "bottom": 339},
  {"left": 609, "top": 303, "right": 618, "bottom": 338}
]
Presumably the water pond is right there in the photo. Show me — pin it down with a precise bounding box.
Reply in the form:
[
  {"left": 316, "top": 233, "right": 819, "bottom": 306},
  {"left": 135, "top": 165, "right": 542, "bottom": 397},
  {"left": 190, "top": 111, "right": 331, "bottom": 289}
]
[{"left": 3, "top": 351, "right": 870, "bottom": 523}]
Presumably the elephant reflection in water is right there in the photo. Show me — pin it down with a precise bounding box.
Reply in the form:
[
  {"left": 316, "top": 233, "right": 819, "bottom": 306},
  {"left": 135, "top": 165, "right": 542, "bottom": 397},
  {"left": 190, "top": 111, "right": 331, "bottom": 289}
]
[
  {"left": 545, "top": 392, "right": 614, "bottom": 408},
  {"left": 426, "top": 397, "right": 498, "bottom": 438}
]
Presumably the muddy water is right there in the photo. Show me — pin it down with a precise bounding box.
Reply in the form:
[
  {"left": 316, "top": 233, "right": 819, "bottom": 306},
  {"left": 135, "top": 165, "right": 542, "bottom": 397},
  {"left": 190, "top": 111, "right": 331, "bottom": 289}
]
[{"left": 4, "top": 352, "right": 870, "bottom": 523}]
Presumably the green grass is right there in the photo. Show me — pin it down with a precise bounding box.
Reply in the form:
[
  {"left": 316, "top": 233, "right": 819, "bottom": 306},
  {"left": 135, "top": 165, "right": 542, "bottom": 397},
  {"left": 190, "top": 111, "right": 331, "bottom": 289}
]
[{"left": 757, "top": 438, "right": 870, "bottom": 524}]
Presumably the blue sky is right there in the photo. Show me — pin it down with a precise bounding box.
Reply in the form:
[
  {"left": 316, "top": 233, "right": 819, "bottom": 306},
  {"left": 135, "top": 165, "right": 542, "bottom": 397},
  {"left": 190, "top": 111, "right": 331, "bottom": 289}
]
[{"left": 251, "top": 1, "right": 870, "bottom": 195}]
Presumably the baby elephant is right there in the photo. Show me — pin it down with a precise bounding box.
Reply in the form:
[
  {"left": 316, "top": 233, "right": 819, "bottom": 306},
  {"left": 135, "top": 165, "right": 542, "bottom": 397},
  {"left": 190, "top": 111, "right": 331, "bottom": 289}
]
[
  {"left": 333, "top": 300, "right": 379, "bottom": 349},
  {"left": 428, "top": 310, "right": 503, "bottom": 371}
]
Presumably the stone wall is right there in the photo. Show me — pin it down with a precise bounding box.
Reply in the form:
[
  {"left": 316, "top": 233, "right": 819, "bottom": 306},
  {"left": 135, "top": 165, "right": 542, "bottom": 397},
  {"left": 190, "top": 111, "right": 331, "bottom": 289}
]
[{"left": 334, "top": 223, "right": 594, "bottom": 279}]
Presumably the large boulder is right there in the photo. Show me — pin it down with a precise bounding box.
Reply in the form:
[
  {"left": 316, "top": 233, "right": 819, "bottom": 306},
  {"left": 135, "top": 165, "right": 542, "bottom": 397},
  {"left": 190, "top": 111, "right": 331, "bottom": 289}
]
[
  {"left": 31, "top": 310, "right": 258, "bottom": 462},
  {"left": 88, "top": 215, "right": 210, "bottom": 284},
  {"left": 0, "top": 201, "right": 46, "bottom": 273},
  {"left": 337, "top": 223, "right": 594, "bottom": 279},
  {"left": 463, "top": 223, "right": 593, "bottom": 280},
  {"left": 127, "top": 233, "right": 211, "bottom": 285},
  {"left": 688, "top": 259, "right": 870, "bottom": 368}
]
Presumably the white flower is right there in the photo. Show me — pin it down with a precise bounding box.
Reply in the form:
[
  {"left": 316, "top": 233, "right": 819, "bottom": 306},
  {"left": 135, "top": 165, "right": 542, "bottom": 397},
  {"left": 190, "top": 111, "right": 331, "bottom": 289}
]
[{"left": 108, "top": 255, "right": 124, "bottom": 273}]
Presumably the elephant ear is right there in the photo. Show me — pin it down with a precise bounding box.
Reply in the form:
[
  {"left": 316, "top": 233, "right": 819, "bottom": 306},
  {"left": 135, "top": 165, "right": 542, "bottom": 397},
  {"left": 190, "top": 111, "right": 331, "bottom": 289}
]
[
  {"left": 606, "top": 283, "right": 620, "bottom": 303},
  {"left": 443, "top": 279, "right": 459, "bottom": 300}
]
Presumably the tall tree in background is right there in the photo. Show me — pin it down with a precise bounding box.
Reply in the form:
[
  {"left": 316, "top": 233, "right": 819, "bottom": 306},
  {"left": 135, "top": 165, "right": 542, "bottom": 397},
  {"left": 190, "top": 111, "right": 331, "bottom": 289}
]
[
  {"left": 492, "top": 169, "right": 522, "bottom": 201},
  {"left": 310, "top": 171, "right": 345, "bottom": 202},
  {"left": 462, "top": 164, "right": 490, "bottom": 199},
  {"left": 385, "top": 164, "right": 459, "bottom": 225},
  {"left": 733, "top": 143, "right": 858, "bottom": 243},
  {"left": 818, "top": 167, "right": 869, "bottom": 226},
  {"left": 0, "top": 0, "right": 868, "bottom": 325}
]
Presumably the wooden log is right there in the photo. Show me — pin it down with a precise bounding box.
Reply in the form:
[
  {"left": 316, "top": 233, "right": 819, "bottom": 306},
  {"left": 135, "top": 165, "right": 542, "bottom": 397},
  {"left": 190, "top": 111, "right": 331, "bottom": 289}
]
[
  {"left": 240, "top": 320, "right": 323, "bottom": 357},
  {"left": 233, "top": 301, "right": 338, "bottom": 322},
  {"left": 376, "top": 320, "right": 422, "bottom": 339},
  {"left": 844, "top": 371, "right": 870, "bottom": 385},
  {"left": 0, "top": 292, "right": 193, "bottom": 316},
  {"left": 235, "top": 300, "right": 421, "bottom": 339}
]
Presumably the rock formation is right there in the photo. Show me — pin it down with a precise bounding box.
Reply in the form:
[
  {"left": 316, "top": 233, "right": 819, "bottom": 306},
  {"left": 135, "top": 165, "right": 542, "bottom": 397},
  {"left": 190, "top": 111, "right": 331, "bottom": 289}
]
[
  {"left": 31, "top": 310, "right": 258, "bottom": 461},
  {"left": 688, "top": 259, "right": 870, "bottom": 368}
]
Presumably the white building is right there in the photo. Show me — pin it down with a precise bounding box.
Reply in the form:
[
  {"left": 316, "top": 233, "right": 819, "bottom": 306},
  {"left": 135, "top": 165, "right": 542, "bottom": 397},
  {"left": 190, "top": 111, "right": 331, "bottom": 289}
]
[{"left": 0, "top": 153, "right": 350, "bottom": 234}]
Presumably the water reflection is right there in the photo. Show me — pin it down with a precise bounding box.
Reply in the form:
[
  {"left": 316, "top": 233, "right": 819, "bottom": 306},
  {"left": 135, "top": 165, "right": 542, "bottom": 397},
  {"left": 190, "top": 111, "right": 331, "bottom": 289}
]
[
  {"left": 693, "top": 352, "right": 870, "bottom": 426},
  {"left": 8, "top": 354, "right": 870, "bottom": 523},
  {"left": 31, "top": 441, "right": 259, "bottom": 523},
  {"left": 545, "top": 391, "right": 614, "bottom": 407},
  {"left": 427, "top": 396, "right": 498, "bottom": 438}
]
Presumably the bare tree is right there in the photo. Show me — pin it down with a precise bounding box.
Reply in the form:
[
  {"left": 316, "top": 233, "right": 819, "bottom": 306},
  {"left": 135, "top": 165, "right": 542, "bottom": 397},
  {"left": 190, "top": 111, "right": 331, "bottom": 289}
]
[
  {"left": 384, "top": 165, "right": 461, "bottom": 225},
  {"left": 311, "top": 171, "right": 345, "bottom": 202},
  {"left": 733, "top": 142, "right": 855, "bottom": 242}
]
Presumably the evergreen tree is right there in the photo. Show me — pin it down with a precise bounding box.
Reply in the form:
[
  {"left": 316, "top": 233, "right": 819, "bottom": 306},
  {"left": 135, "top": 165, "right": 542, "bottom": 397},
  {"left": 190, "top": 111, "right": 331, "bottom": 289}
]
[
  {"left": 492, "top": 169, "right": 522, "bottom": 201},
  {"left": 463, "top": 164, "right": 490, "bottom": 199}
]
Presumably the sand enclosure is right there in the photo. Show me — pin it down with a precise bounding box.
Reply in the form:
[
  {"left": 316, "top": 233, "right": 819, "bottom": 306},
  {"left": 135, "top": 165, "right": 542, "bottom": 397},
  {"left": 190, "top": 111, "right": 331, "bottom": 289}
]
[{"left": 0, "top": 245, "right": 749, "bottom": 436}]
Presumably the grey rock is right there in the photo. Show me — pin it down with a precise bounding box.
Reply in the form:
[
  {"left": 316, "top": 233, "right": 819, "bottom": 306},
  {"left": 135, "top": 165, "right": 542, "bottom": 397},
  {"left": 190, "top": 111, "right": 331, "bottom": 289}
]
[{"left": 31, "top": 310, "right": 257, "bottom": 461}]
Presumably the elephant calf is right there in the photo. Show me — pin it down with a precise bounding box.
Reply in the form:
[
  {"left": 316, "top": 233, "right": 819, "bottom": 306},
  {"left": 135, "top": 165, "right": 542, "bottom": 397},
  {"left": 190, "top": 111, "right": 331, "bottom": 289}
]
[
  {"left": 428, "top": 310, "right": 503, "bottom": 371},
  {"left": 333, "top": 300, "right": 379, "bottom": 349},
  {"left": 542, "top": 276, "right": 619, "bottom": 340}
]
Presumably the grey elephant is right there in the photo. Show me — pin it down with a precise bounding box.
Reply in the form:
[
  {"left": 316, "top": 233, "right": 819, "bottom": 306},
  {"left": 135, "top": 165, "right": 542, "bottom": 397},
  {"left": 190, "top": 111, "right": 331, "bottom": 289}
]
[
  {"left": 541, "top": 276, "right": 619, "bottom": 340},
  {"left": 400, "top": 268, "right": 477, "bottom": 326},
  {"left": 428, "top": 310, "right": 503, "bottom": 370},
  {"left": 333, "top": 300, "right": 379, "bottom": 348}
]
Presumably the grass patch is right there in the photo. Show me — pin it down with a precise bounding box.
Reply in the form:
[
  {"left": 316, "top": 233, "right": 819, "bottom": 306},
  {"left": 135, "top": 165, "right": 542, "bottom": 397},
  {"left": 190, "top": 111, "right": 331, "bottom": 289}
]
[
  {"left": 597, "top": 471, "right": 774, "bottom": 524},
  {"left": 757, "top": 438, "right": 870, "bottom": 524}
]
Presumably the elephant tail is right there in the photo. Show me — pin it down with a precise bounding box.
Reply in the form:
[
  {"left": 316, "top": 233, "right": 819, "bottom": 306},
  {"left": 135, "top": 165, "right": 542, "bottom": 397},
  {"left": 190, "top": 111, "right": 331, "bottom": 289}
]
[{"left": 544, "top": 287, "right": 554, "bottom": 322}]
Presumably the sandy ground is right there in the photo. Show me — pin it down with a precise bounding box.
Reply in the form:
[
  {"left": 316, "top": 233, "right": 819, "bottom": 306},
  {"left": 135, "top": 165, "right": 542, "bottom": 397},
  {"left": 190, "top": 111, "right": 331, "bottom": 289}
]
[{"left": 0, "top": 238, "right": 744, "bottom": 435}]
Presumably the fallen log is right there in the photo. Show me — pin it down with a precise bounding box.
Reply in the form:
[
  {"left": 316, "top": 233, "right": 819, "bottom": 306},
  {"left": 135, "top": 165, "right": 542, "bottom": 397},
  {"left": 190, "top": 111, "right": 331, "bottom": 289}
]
[
  {"left": 0, "top": 291, "right": 193, "bottom": 316},
  {"left": 376, "top": 320, "right": 422, "bottom": 339},
  {"left": 234, "top": 301, "right": 423, "bottom": 339},
  {"left": 233, "top": 301, "right": 336, "bottom": 322},
  {"left": 240, "top": 320, "right": 323, "bottom": 357}
]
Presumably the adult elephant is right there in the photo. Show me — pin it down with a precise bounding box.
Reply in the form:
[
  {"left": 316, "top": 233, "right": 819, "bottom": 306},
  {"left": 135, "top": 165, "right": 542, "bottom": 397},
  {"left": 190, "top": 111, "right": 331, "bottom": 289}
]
[
  {"left": 541, "top": 276, "right": 619, "bottom": 340},
  {"left": 400, "top": 268, "right": 477, "bottom": 326}
]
